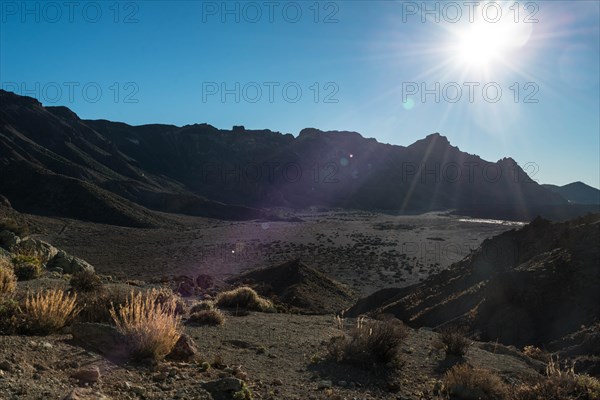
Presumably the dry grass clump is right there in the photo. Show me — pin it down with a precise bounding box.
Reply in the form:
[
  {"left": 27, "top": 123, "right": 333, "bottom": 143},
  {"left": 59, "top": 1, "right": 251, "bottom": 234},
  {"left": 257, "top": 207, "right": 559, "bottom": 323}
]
[
  {"left": 110, "top": 289, "right": 183, "bottom": 361},
  {"left": 23, "top": 289, "right": 80, "bottom": 334},
  {"left": 70, "top": 269, "right": 103, "bottom": 292},
  {"left": 0, "top": 258, "right": 17, "bottom": 296},
  {"left": 436, "top": 326, "right": 471, "bottom": 357},
  {"left": 190, "top": 299, "right": 217, "bottom": 313},
  {"left": 216, "top": 286, "right": 274, "bottom": 312},
  {"left": 523, "top": 345, "right": 551, "bottom": 363},
  {"left": 77, "top": 285, "right": 132, "bottom": 323},
  {"left": 442, "top": 364, "right": 509, "bottom": 400},
  {"left": 153, "top": 287, "right": 187, "bottom": 315},
  {"left": 328, "top": 316, "right": 408, "bottom": 368},
  {"left": 514, "top": 357, "right": 600, "bottom": 400},
  {"left": 188, "top": 309, "right": 225, "bottom": 326}
]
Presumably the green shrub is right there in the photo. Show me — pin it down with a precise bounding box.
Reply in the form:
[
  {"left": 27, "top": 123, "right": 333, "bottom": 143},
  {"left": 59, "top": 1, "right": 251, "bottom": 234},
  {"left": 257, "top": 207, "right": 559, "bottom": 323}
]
[
  {"left": 13, "top": 262, "right": 42, "bottom": 281},
  {"left": 216, "top": 287, "right": 274, "bottom": 312}
]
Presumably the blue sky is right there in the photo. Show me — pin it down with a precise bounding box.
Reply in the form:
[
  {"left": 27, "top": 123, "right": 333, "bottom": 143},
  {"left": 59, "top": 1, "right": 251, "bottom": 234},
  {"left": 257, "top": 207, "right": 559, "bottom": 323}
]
[{"left": 1, "top": 1, "right": 599, "bottom": 188}]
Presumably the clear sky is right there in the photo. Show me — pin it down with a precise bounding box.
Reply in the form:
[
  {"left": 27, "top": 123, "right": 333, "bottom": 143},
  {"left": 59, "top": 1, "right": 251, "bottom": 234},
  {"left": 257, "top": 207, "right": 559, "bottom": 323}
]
[{"left": 1, "top": 1, "right": 598, "bottom": 188}]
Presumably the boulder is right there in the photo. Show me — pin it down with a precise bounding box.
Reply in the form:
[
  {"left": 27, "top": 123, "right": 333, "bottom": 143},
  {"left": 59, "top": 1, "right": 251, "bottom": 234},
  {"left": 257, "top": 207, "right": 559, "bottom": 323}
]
[
  {"left": 201, "top": 377, "right": 244, "bottom": 399},
  {"left": 71, "top": 323, "right": 129, "bottom": 359},
  {"left": 196, "top": 274, "right": 214, "bottom": 289},
  {"left": 176, "top": 280, "right": 195, "bottom": 297},
  {"left": 167, "top": 334, "right": 198, "bottom": 361},
  {"left": 13, "top": 238, "right": 58, "bottom": 262},
  {"left": 71, "top": 366, "right": 101, "bottom": 384},
  {"left": 0, "top": 230, "right": 20, "bottom": 251},
  {"left": 48, "top": 250, "right": 95, "bottom": 274}
]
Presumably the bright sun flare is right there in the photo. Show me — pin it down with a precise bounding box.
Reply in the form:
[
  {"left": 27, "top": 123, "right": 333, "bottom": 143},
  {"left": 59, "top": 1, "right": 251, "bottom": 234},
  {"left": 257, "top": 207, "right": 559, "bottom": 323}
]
[{"left": 453, "top": 18, "right": 532, "bottom": 71}]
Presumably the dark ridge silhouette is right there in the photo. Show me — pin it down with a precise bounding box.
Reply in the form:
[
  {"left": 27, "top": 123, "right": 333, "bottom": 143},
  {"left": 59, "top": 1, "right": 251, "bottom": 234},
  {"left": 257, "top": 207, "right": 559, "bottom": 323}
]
[{"left": 1, "top": 89, "right": 591, "bottom": 226}]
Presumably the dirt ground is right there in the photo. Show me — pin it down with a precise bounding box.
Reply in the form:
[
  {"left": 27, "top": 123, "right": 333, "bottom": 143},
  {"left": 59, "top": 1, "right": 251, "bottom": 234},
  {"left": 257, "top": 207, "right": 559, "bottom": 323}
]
[{"left": 31, "top": 211, "right": 517, "bottom": 296}]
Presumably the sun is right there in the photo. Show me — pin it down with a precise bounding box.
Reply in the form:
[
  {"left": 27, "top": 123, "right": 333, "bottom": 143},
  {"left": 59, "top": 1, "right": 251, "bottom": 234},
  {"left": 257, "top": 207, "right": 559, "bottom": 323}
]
[
  {"left": 457, "top": 22, "right": 508, "bottom": 67},
  {"left": 451, "top": 15, "right": 532, "bottom": 72}
]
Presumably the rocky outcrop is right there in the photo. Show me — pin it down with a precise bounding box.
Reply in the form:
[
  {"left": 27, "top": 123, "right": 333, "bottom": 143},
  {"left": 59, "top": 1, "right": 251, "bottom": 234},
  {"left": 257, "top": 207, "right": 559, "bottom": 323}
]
[
  {"left": 12, "top": 238, "right": 58, "bottom": 262},
  {"left": 47, "top": 250, "right": 95, "bottom": 274}
]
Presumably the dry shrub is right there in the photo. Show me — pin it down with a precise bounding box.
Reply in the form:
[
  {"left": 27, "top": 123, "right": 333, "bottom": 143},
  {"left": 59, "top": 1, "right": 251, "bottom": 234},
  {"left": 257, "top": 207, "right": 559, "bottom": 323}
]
[
  {"left": 0, "top": 258, "right": 17, "bottom": 296},
  {"left": 514, "top": 357, "right": 600, "bottom": 400},
  {"left": 12, "top": 256, "right": 43, "bottom": 281},
  {"left": 190, "top": 299, "right": 216, "bottom": 313},
  {"left": 0, "top": 297, "right": 21, "bottom": 334},
  {"left": 77, "top": 285, "right": 132, "bottom": 323},
  {"left": 153, "top": 287, "right": 187, "bottom": 315},
  {"left": 328, "top": 316, "right": 408, "bottom": 368},
  {"left": 442, "top": 364, "right": 509, "bottom": 400},
  {"left": 437, "top": 326, "right": 471, "bottom": 357},
  {"left": 188, "top": 309, "right": 225, "bottom": 326},
  {"left": 523, "top": 345, "right": 551, "bottom": 363},
  {"left": 23, "top": 289, "right": 80, "bottom": 334},
  {"left": 70, "top": 269, "right": 103, "bottom": 292},
  {"left": 216, "top": 286, "right": 274, "bottom": 312},
  {"left": 110, "top": 289, "right": 183, "bottom": 361}
]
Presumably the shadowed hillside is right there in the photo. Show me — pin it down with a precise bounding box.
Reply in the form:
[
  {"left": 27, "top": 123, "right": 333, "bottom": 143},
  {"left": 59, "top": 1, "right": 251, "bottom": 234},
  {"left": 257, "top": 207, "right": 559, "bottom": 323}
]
[{"left": 2, "top": 90, "right": 592, "bottom": 226}]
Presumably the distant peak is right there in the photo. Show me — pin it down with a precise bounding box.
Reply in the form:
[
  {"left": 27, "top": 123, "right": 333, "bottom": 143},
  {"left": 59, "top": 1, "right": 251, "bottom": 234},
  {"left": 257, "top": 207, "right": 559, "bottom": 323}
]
[
  {"left": 497, "top": 157, "right": 517, "bottom": 165},
  {"left": 409, "top": 132, "right": 453, "bottom": 149},
  {"left": 425, "top": 132, "right": 447, "bottom": 141},
  {"left": 298, "top": 128, "right": 364, "bottom": 140}
]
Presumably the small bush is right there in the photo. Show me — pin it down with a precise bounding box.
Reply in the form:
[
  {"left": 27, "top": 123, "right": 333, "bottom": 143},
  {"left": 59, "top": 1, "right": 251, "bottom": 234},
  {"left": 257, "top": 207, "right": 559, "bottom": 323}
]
[
  {"left": 12, "top": 252, "right": 43, "bottom": 281},
  {"left": 0, "top": 297, "right": 21, "bottom": 334},
  {"left": 0, "top": 259, "right": 17, "bottom": 296},
  {"left": 153, "top": 287, "right": 187, "bottom": 315},
  {"left": 0, "top": 218, "right": 28, "bottom": 237},
  {"left": 12, "top": 262, "right": 43, "bottom": 281},
  {"left": 514, "top": 357, "right": 600, "bottom": 400},
  {"left": 442, "top": 364, "right": 509, "bottom": 400},
  {"left": 70, "top": 269, "right": 102, "bottom": 292},
  {"left": 110, "top": 289, "right": 183, "bottom": 361},
  {"left": 523, "top": 345, "right": 551, "bottom": 363},
  {"left": 188, "top": 309, "right": 225, "bottom": 326},
  {"left": 23, "top": 289, "right": 80, "bottom": 334},
  {"left": 190, "top": 300, "right": 216, "bottom": 313},
  {"left": 328, "top": 317, "right": 408, "bottom": 368},
  {"left": 216, "top": 286, "right": 274, "bottom": 312},
  {"left": 77, "top": 285, "right": 131, "bottom": 323},
  {"left": 437, "top": 326, "right": 471, "bottom": 357}
]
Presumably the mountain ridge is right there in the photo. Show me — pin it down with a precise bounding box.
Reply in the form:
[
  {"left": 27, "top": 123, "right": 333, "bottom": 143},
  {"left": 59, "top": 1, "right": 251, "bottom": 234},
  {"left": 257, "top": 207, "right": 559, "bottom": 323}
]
[{"left": 2, "top": 90, "right": 594, "bottom": 226}]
